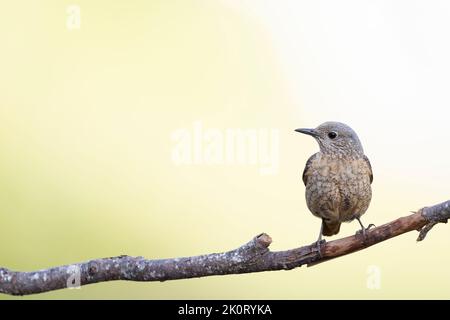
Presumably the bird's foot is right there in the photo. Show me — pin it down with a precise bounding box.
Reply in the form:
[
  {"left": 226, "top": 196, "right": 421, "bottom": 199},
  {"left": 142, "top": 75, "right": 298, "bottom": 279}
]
[
  {"left": 356, "top": 223, "right": 376, "bottom": 239},
  {"left": 313, "top": 239, "right": 326, "bottom": 258}
]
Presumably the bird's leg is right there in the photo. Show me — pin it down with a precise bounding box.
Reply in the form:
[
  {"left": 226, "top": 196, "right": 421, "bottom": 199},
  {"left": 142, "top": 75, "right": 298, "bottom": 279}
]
[
  {"left": 315, "top": 221, "right": 326, "bottom": 257},
  {"left": 356, "top": 217, "right": 375, "bottom": 238}
]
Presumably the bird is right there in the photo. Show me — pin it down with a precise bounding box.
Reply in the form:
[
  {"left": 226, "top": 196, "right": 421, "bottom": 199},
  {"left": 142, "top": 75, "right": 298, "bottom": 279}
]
[{"left": 295, "top": 121, "right": 373, "bottom": 253}]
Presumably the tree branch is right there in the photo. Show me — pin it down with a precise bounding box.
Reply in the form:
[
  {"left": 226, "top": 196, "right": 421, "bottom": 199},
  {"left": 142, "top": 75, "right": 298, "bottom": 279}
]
[{"left": 1, "top": 200, "right": 449, "bottom": 296}]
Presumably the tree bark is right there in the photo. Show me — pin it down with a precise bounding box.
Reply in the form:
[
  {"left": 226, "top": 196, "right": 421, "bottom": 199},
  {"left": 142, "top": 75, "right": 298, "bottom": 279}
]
[{"left": 1, "top": 200, "right": 449, "bottom": 296}]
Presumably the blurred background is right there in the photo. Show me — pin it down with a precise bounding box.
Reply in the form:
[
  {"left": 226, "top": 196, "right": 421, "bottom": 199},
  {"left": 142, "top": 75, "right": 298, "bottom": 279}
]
[{"left": 1, "top": 0, "right": 450, "bottom": 299}]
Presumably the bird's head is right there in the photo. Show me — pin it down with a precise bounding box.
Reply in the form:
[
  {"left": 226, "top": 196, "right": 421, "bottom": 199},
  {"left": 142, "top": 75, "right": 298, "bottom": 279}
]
[{"left": 295, "top": 121, "right": 364, "bottom": 156}]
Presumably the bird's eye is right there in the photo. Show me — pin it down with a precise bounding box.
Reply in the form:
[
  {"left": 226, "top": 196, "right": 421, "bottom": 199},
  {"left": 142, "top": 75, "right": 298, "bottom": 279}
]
[{"left": 328, "top": 131, "right": 338, "bottom": 139}]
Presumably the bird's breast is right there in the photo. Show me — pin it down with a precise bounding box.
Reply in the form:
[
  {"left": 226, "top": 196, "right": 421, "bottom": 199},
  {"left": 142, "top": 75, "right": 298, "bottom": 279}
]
[
  {"left": 305, "top": 155, "right": 372, "bottom": 222},
  {"left": 312, "top": 156, "right": 370, "bottom": 182}
]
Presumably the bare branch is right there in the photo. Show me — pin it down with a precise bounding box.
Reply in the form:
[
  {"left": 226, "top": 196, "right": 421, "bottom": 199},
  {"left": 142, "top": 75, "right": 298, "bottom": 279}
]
[{"left": 1, "top": 200, "right": 449, "bottom": 296}]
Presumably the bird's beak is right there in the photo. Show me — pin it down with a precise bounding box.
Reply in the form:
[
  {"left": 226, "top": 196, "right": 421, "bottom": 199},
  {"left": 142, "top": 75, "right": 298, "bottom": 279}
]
[{"left": 295, "top": 128, "right": 319, "bottom": 137}]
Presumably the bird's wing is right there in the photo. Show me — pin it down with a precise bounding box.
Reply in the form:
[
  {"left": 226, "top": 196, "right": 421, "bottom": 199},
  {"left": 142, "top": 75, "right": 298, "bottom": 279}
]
[
  {"left": 363, "top": 155, "right": 373, "bottom": 184},
  {"left": 302, "top": 152, "right": 319, "bottom": 186}
]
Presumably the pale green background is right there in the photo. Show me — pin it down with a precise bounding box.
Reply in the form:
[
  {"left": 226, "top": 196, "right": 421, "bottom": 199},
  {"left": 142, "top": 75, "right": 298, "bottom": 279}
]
[{"left": 1, "top": 0, "right": 450, "bottom": 299}]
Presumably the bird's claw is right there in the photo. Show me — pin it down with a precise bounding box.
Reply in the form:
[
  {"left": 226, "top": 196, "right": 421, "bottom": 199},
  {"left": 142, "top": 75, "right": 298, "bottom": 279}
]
[
  {"left": 356, "top": 228, "right": 367, "bottom": 238},
  {"left": 314, "top": 239, "right": 326, "bottom": 258},
  {"left": 356, "top": 223, "right": 376, "bottom": 238}
]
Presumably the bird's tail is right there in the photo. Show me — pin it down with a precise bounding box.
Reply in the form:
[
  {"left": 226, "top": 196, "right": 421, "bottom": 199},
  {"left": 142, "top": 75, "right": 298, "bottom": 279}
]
[{"left": 322, "top": 220, "right": 341, "bottom": 236}]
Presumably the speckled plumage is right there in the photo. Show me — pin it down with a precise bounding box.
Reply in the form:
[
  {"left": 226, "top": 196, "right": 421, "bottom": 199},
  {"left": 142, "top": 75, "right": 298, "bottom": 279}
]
[{"left": 297, "top": 122, "right": 373, "bottom": 237}]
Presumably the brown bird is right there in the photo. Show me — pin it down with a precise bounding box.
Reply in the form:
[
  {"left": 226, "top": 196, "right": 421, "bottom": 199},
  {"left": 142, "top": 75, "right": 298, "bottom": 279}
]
[{"left": 296, "top": 121, "right": 373, "bottom": 252}]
